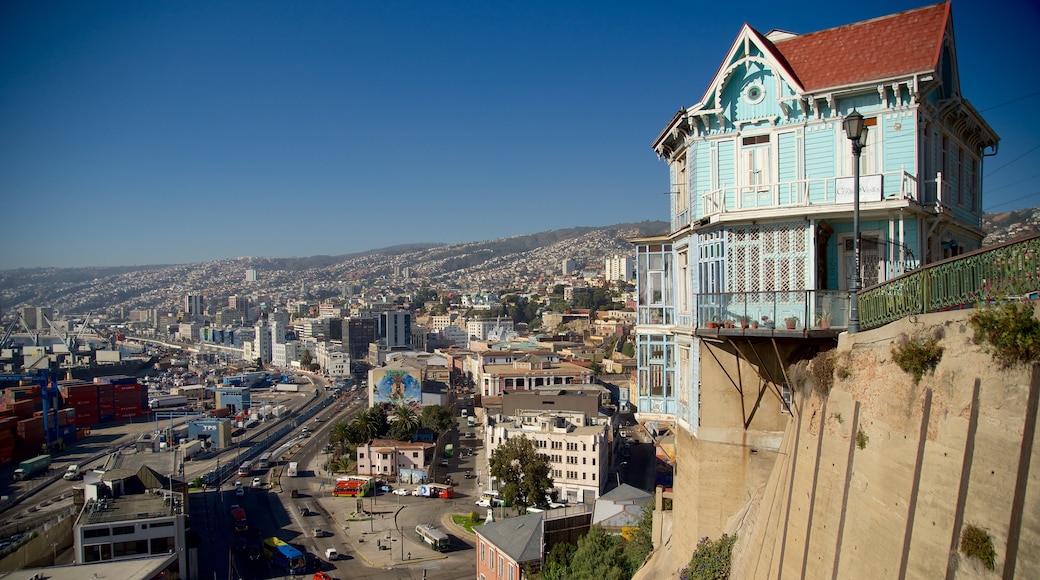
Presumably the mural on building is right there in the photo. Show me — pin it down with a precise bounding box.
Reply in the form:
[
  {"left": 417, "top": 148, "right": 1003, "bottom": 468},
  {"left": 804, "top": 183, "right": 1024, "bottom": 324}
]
[{"left": 373, "top": 368, "right": 422, "bottom": 404}]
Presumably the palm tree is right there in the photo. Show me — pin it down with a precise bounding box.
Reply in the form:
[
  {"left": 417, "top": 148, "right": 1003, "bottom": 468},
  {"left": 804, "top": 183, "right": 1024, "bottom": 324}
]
[
  {"left": 388, "top": 405, "right": 420, "bottom": 441},
  {"left": 351, "top": 412, "right": 379, "bottom": 443}
]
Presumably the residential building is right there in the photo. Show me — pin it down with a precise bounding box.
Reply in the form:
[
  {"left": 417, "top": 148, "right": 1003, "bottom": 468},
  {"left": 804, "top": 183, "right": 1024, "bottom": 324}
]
[
  {"left": 253, "top": 320, "right": 272, "bottom": 364},
  {"left": 272, "top": 339, "right": 303, "bottom": 368},
  {"left": 635, "top": 0, "right": 998, "bottom": 549},
  {"left": 356, "top": 438, "right": 435, "bottom": 479},
  {"left": 183, "top": 293, "right": 204, "bottom": 319},
  {"left": 591, "top": 483, "right": 653, "bottom": 533},
  {"left": 561, "top": 259, "right": 577, "bottom": 275},
  {"left": 466, "top": 318, "right": 514, "bottom": 345},
  {"left": 475, "top": 506, "right": 593, "bottom": 580},
  {"left": 604, "top": 254, "right": 634, "bottom": 282},
  {"left": 486, "top": 408, "right": 609, "bottom": 504}
]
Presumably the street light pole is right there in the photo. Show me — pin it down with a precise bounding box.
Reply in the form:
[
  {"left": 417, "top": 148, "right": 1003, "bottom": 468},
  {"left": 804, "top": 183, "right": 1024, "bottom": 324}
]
[{"left": 843, "top": 110, "right": 868, "bottom": 334}]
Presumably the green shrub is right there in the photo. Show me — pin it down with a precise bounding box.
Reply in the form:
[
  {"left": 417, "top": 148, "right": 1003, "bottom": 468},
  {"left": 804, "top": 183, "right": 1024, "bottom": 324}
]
[
  {"left": 959, "top": 523, "right": 996, "bottom": 570},
  {"left": 679, "top": 534, "right": 736, "bottom": 580},
  {"left": 891, "top": 334, "right": 944, "bottom": 384},
  {"left": 968, "top": 303, "right": 1040, "bottom": 368},
  {"left": 856, "top": 429, "right": 869, "bottom": 450}
]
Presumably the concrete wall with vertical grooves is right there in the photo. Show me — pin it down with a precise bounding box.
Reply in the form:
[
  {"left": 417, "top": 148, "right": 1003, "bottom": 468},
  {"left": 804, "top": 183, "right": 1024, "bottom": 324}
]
[{"left": 723, "top": 308, "right": 1040, "bottom": 579}]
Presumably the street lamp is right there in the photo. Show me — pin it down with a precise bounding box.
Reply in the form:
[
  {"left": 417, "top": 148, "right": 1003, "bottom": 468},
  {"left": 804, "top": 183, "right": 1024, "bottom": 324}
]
[{"left": 843, "top": 110, "right": 869, "bottom": 333}]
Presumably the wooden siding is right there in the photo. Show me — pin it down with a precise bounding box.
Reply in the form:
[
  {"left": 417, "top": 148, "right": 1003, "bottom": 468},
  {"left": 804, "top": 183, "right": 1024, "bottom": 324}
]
[
  {"left": 778, "top": 130, "right": 799, "bottom": 186},
  {"left": 804, "top": 125, "right": 835, "bottom": 204},
  {"left": 694, "top": 141, "right": 712, "bottom": 220},
  {"left": 882, "top": 112, "right": 916, "bottom": 197},
  {"left": 717, "top": 140, "right": 736, "bottom": 211}
]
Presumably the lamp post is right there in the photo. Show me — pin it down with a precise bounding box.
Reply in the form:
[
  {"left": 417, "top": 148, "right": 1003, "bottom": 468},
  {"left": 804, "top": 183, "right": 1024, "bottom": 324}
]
[{"left": 843, "top": 110, "right": 869, "bottom": 334}]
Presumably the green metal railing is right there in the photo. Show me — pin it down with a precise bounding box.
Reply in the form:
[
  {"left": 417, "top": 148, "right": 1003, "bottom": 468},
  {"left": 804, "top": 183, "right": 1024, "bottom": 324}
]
[{"left": 859, "top": 233, "right": 1040, "bottom": 330}]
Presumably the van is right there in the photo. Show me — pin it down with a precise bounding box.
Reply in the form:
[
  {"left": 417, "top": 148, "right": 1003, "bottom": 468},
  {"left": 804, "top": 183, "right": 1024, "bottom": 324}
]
[
  {"left": 300, "top": 503, "right": 313, "bottom": 516},
  {"left": 312, "top": 526, "right": 323, "bottom": 538},
  {"left": 461, "top": 409, "right": 467, "bottom": 417},
  {"left": 324, "top": 548, "right": 339, "bottom": 561}
]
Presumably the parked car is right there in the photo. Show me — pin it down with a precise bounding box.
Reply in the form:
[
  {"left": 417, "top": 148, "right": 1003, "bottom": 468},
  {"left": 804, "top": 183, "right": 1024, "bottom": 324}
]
[
  {"left": 379, "top": 485, "right": 392, "bottom": 493},
  {"left": 252, "top": 477, "right": 262, "bottom": 488},
  {"left": 412, "top": 488, "right": 422, "bottom": 496},
  {"left": 475, "top": 499, "right": 491, "bottom": 508},
  {"left": 392, "top": 488, "right": 410, "bottom": 496}
]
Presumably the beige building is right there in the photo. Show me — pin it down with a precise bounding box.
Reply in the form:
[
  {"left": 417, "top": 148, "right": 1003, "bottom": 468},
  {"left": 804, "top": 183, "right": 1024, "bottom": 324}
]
[
  {"left": 480, "top": 355, "right": 594, "bottom": 398},
  {"left": 486, "top": 408, "right": 610, "bottom": 504}
]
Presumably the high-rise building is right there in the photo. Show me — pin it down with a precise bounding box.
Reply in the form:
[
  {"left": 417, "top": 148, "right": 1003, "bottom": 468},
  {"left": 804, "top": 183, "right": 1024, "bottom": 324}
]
[
  {"left": 604, "top": 255, "right": 634, "bottom": 282},
  {"left": 245, "top": 268, "right": 258, "bottom": 282},
  {"left": 561, "top": 259, "right": 577, "bottom": 275},
  {"left": 343, "top": 316, "right": 377, "bottom": 361},
  {"left": 380, "top": 310, "right": 411, "bottom": 348},
  {"left": 184, "top": 294, "right": 205, "bottom": 318}
]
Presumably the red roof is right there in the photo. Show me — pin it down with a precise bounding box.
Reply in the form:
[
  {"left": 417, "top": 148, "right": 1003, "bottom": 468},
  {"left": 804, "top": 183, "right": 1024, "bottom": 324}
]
[{"left": 769, "top": 2, "right": 950, "bottom": 92}]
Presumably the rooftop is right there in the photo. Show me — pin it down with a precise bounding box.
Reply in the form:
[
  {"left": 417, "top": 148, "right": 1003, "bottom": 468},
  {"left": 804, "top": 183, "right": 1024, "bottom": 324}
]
[{"left": 80, "top": 492, "right": 181, "bottom": 526}]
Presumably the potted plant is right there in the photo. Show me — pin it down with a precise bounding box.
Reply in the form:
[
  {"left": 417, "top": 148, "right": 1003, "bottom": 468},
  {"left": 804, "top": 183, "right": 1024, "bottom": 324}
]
[
  {"left": 784, "top": 316, "right": 798, "bottom": 330},
  {"left": 761, "top": 316, "right": 774, "bottom": 329},
  {"left": 738, "top": 315, "right": 751, "bottom": 329},
  {"left": 816, "top": 310, "right": 832, "bottom": 330},
  {"left": 705, "top": 317, "right": 720, "bottom": 329},
  {"left": 723, "top": 319, "right": 735, "bottom": 329}
]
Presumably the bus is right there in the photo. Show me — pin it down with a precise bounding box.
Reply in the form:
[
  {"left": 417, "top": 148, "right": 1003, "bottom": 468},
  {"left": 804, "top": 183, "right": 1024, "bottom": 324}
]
[
  {"left": 257, "top": 452, "right": 273, "bottom": 469},
  {"left": 263, "top": 537, "right": 306, "bottom": 574},
  {"left": 415, "top": 524, "right": 449, "bottom": 551},
  {"left": 230, "top": 506, "right": 248, "bottom": 533},
  {"left": 237, "top": 461, "right": 252, "bottom": 477}
]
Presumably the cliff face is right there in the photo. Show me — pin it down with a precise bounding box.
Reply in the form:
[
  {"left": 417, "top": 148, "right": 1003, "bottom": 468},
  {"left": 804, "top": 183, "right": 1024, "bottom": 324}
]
[{"left": 729, "top": 307, "right": 1039, "bottom": 578}]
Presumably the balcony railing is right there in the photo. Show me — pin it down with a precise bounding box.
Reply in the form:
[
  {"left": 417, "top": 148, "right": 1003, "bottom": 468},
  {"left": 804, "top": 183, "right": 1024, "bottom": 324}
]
[
  {"left": 698, "top": 170, "right": 918, "bottom": 219},
  {"left": 859, "top": 233, "right": 1040, "bottom": 330},
  {"left": 691, "top": 290, "right": 850, "bottom": 332}
]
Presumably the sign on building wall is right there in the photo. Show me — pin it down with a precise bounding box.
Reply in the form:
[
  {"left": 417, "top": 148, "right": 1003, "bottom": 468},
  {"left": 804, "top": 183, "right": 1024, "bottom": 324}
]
[
  {"left": 372, "top": 368, "right": 422, "bottom": 405},
  {"left": 835, "top": 174, "right": 883, "bottom": 204}
]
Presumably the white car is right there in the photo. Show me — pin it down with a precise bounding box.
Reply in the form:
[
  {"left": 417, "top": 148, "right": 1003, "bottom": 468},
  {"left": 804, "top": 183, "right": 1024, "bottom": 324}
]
[
  {"left": 378, "top": 485, "right": 393, "bottom": 493},
  {"left": 412, "top": 488, "right": 423, "bottom": 496},
  {"left": 475, "top": 499, "right": 492, "bottom": 508},
  {"left": 392, "top": 488, "right": 410, "bottom": 496},
  {"left": 252, "top": 477, "right": 262, "bottom": 488}
]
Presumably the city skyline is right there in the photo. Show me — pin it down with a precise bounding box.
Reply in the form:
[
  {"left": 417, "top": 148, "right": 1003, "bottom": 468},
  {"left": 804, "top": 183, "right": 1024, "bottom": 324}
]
[{"left": 2, "top": 0, "right": 1038, "bottom": 269}]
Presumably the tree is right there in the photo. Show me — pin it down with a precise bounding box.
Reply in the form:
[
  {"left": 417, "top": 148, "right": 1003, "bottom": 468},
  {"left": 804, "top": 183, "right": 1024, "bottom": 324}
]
[
  {"left": 254, "top": 357, "right": 263, "bottom": 369},
  {"left": 420, "top": 405, "right": 456, "bottom": 433},
  {"left": 388, "top": 405, "right": 420, "bottom": 440},
  {"left": 569, "top": 525, "right": 629, "bottom": 580},
  {"left": 488, "top": 436, "right": 554, "bottom": 513},
  {"left": 623, "top": 502, "right": 654, "bottom": 574},
  {"left": 300, "top": 350, "right": 313, "bottom": 367},
  {"left": 542, "top": 541, "right": 576, "bottom": 580}
]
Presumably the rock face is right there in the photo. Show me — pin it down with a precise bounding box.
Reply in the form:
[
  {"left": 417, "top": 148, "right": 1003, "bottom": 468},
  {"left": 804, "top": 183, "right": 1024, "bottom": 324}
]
[{"left": 727, "top": 307, "right": 1039, "bottom": 578}]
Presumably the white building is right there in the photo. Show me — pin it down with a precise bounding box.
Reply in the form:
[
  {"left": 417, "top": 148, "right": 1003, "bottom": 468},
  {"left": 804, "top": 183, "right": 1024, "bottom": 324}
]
[
  {"left": 316, "top": 341, "right": 349, "bottom": 377},
  {"left": 73, "top": 470, "right": 187, "bottom": 578},
  {"left": 253, "top": 321, "right": 273, "bottom": 364},
  {"left": 486, "top": 409, "right": 609, "bottom": 504},
  {"left": 272, "top": 340, "right": 303, "bottom": 368},
  {"left": 604, "top": 255, "right": 634, "bottom": 282},
  {"left": 466, "top": 318, "right": 514, "bottom": 345}
]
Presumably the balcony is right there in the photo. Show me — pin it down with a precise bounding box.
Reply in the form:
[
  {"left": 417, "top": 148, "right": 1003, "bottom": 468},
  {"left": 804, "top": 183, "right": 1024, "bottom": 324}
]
[
  {"left": 685, "top": 170, "right": 918, "bottom": 226},
  {"left": 689, "top": 290, "right": 850, "bottom": 336}
]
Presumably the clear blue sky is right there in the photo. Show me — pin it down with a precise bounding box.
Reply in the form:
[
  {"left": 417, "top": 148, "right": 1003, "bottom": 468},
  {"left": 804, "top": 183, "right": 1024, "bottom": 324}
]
[{"left": 2, "top": 1, "right": 1038, "bottom": 268}]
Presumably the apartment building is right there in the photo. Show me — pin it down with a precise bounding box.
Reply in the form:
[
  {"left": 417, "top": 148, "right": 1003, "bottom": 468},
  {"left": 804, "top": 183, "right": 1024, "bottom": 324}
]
[
  {"left": 356, "top": 438, "right": 435, "bottom": 479},
  {"left": 486, "top": 408, "right": 609, "bottom": 504}
]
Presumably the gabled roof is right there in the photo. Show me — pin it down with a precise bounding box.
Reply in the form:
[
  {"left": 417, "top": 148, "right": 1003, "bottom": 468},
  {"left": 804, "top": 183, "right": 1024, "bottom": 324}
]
[
  {"left": 599, "top": 483, "right": 653, "bottom": 503},
  {"left": 475, "top": 512, "right": 543, "bottom": 564},
  {"left": 769, "top": 2, "right": 950, "bottom": 92}
]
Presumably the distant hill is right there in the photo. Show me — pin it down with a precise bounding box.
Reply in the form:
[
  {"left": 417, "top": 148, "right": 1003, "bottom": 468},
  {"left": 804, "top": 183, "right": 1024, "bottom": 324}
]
[{"left": 982, "top": 207, "right": 1040, "bottom": 245}]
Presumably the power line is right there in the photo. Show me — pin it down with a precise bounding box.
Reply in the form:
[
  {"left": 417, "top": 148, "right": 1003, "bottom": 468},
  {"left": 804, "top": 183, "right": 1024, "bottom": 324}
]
[
  {"left": 983, "top": 173, "right": 1040, "bottom": 194},
  {"left": 984, "top": 143, "right": 1040, "bottom": 178},
  {"left": 983, "top": 190, "right": 1040, "bottom": 213},
  {"left": 978, "top": 90, "right": 1040, "bottom": 113}
]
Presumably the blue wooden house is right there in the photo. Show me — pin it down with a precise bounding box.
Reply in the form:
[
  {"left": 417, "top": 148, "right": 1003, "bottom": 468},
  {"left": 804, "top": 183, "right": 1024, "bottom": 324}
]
[{"left": 633, "top": 2, "right": 998, "bottom": 435}]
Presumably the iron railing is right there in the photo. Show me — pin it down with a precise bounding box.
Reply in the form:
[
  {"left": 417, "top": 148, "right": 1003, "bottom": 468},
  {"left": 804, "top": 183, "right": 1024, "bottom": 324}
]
[{"left": 859, "top": 233, "right": 1040, "bottom": 330}]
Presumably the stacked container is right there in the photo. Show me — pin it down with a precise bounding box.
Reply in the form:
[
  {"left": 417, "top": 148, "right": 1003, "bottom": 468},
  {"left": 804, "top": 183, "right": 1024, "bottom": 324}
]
[
  {"left": 16, "top": 416, "right": 45, "bottom": 454},
  {"left": 97, "top": 381, "right": 114, "bottom": 423},
  {"left": 0, "top": 416, "right": 15, "bottom": 466},
  {"left": 113, "top": 381, "right": 146, "bottom": 419},
  {"left": 61, "top": 381, "right": 99, "bottom": 427}
]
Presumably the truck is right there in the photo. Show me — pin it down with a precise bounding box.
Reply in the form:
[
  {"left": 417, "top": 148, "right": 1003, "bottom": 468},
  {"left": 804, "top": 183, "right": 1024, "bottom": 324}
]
[
  {"left": 149, "top": 394, "right": 189, "bottom": 409},
  {"left": 273, "top": 383, "right": 300, "bottom": 393},
  {"left": 14, "top": 454, "right": 51, "bottom": 481},
  {"left": 286, "top": 462, "right": 298, "bottom": 477},
  {"left": 63, "top": 464, "right": 83, "bottom": 480},
  {"left": 231, "top": 506, "right": 249, "bottom": 532},
  {"left": 179, "top": 439, "right": 203, "bottom": 459}
]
